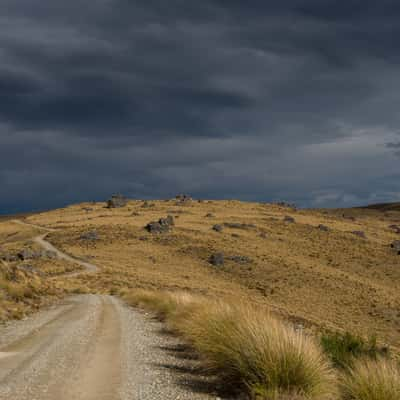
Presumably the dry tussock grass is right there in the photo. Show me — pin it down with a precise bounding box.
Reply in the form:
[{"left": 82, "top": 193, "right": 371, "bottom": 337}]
[
  {"left": 123, "top": 289, "right": 337, "bottom": 399},
  {"left": 340, "top": 358, "right": 400, "bottom": 400},
  {"left": 126, "top": 289, "right": 400, "bottom": 399}
]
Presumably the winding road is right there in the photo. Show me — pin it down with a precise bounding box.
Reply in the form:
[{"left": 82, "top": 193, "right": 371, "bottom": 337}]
[{"left": 0, "top": 221, "right": 215, "bottom": 400}]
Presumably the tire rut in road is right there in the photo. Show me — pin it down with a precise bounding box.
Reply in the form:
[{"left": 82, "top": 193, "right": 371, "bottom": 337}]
[
  {"left": 0, "top": 295, "right": 122, "bottom": 400},
  {"left": 0, "top": 298, "right": 86, "bottom": 383},
  {"left": 63, "top": 296, "right": 122, "bottom": 400}
]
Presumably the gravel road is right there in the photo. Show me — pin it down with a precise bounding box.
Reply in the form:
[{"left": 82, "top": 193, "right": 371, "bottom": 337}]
[
  {"left": 0, "top": 295, "right": 218, "bottom": 400},
  {"left": 0, "top": 220, "right": 219, "bottom": 399}
]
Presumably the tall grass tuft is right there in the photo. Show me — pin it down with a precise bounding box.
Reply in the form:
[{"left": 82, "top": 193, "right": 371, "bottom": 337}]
[
  {"left": 341, "top": 358, "right": 400, "bottom": 400},
  {"left": 123, "top": 290, "right": 337, "bottom": 399}
]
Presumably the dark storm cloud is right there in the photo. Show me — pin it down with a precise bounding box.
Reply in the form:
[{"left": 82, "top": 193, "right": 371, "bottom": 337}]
[
  {"left": 0, "top": 0, "right": 400, "bottom": 213},
  {"left": 386, "top": 141, "right": 400, "bottom": 158},
  {"left": 386, "top": 142, "right": 400, "bottom": 149}
]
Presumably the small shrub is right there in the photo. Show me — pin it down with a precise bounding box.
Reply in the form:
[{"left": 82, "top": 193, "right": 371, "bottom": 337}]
[
  {"left": 321, "top": 332, "right": 386, "bottom": 368},
  {"left": 341, "top": 358, "right": 400, "bottom": 400}
]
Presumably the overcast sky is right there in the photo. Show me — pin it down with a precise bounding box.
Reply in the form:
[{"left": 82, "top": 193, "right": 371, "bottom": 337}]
[{"left": 1, "top": 1, "right": 400, "bottom": 213}]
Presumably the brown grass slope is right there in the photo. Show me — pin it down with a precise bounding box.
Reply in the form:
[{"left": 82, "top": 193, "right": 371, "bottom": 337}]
[
  {"left": 13, "top": 198, "right": 399, "bottom": 352},
  {"left": 1, "top": 200, "right": 399, "bottom": 348}
]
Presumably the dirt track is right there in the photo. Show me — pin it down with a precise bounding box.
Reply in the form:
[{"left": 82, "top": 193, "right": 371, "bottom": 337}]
[
  {"left": 0, "top": 221, "right": 215, "bottom": 399},
  {"left": 0, "top": 295, "right": 215, "bottom": 399}
]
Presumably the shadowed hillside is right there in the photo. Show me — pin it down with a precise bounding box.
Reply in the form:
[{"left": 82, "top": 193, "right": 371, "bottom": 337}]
[{"left": 359, "top": 202, "right": 400, "bottom": 212}]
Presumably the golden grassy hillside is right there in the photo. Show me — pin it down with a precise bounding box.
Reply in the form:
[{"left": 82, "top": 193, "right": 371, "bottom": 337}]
[
  {"left": 0, "top": 220, "right": 83, "bottom": 319},
  {"left": 9, "top": 198, "right": 396, "bottom": 351}
]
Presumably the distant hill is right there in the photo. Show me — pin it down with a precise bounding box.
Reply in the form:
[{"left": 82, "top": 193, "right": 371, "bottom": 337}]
[
  {"left": 0, "top": 211, "right": 39, "bottom": 222},
  {"left": 359, "top": 202, "right": 400, "bottom": 212}
]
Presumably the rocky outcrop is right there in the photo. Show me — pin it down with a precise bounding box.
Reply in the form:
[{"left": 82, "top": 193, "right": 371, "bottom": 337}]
[
  {"left": 175, "top": 194, "right": 192, "bottom": 205},
  {"left": 145, "top": 215, "right": 174, "bottom": 233},
  {"left": 228, "top": 255, "right": 252, "bottom": 264},
  {"left": 390, "top": 240, "right": 400, "bottom": 254},
  {"left": 0, "top": 248, "right": 58, "bottom": 262},
  {"left": 212, "top": 224, "right": 223, "bottom": 232},
  {"left": 351, "top": 230, "right": 366, "bottom": 239},
  {"left": 209, "top": 253, "right": 224, "bottom": 266},
  {"left": 80, "top": 231, "right": 99, "bottom": 241},
  {"left": 106, "top": 194, "right": 127, "bottom": 208},
  {"left": 283, "top": 216, "right": 295, "bottom": 223},
  {"left": 223, "top": 222, "right": 256, "bottom": 229},
  {"left": 389, "top": 224, "right": 400, "bottom": 234}
]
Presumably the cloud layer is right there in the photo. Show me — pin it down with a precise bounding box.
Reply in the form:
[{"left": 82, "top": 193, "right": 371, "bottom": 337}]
[{"left": 1, "top": 1, "right": 400, "bottom": 212}]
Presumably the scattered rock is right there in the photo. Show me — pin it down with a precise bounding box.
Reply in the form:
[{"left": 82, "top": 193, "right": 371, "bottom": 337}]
[
  {"left": 205, "top": 213, "right": 215, "bottom": 218},
  {"left": 17, "top": 249, "right": 39, "bottom": 261},
  {"left": 351, "top": 230, "right": 366, "bottom": 239},
  {"left": 2, "top": 248, "right": 57, "bottom": 262},
  {"left": 212, "top": 224, "right": 223, "bottom": 232},
  {"left": 343, "top": 214, "right": 356, "bottom": 221},
  {"left": 231, "top": 233, "right": 240, "bottom": 238},
  {"left": 131, "top": 211, "right": 140, "bottom": 216},
  {"left": 259, "top": 232, "right": 268, "bottom": 239},
  {"left": 175, "top": 194, "right": 192, "bottom": 205},
  {"left": 317, "top": 224, "right": 329, "bottom": 232},
  {"left": 163, "top": 215, "right": 175, "bottom": 226},
  {"left": 80, "top": 231, "right": 99, "bottom": 241},
  {"left": 146, "top": 221, "right": 168, "bottom": 233},
  {"left": 82, "top": 207, "right": 93, "bottom": 212},
  {"left": 145, "top": 215, "right": 174, "bottom": 233},
  {"left": 228, "top": 255, "right": 252, "bottom": 264},
  {"left": 390, "top": 240, "right": 400, "bottom": 254},
  {"left": 176, "top": 194, "right": 192, "bottom": 201},
  {"left": 223, "top": 222, "right": 256, "bottom": 229},
  {"left": 276, "top": 201, "right": 297, "bottom": 209},
  {"left": 388, "top": 224, "right": 400, "bottom": 234},
  {"left": 209, "top": 253, "right": 224, "bottom": 266},
  {"left": 106, "top": 194, "right": 127, "bottom": 208},
  {"left": 1, "top": 253, "right": 18, "bottom": 262},
  {"left": 283, "top": 216, "right": 295, "bottom": 223}
]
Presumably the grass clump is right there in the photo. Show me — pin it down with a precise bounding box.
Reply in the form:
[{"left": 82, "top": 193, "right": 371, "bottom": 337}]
[
  {"left": 340, "top": 358, "right": 400, "bottom": 400},
  {"left": 124, "top": 290, "right": 337, "bottom": 399},
  {"left": 321, "top": 332, "right": 387, "bottom": 368}
]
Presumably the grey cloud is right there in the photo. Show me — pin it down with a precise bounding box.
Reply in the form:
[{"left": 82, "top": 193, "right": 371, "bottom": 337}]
[
  {"left": 386, "top": 142, "right": 400, "bottom": 148},
  {"left": 1, "top": 1, "right": 400, "bottom": 212}
]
